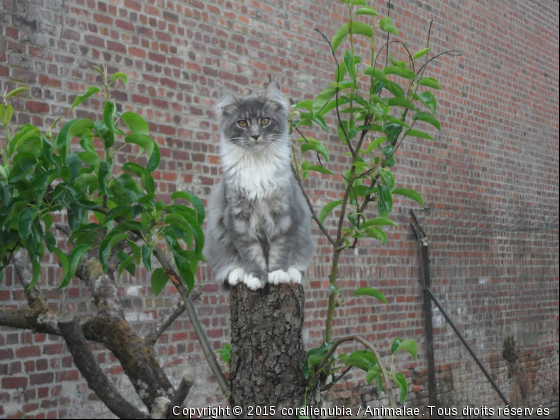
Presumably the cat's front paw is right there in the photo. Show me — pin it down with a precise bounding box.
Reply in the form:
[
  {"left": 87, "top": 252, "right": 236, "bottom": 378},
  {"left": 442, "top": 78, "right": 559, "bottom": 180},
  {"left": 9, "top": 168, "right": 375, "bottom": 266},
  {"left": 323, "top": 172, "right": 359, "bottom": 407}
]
[
  {"left": 268, "top": 270, "right": 290, "bottom": 285},
  {"left": 227, "top": 267, "right": 245, "bottom": 287},
  {"left": 244, "top": 273, "right": 264, "bottom": 290},
  {"left": 288, "top": 267, "right": 302, "bottom": 284}
]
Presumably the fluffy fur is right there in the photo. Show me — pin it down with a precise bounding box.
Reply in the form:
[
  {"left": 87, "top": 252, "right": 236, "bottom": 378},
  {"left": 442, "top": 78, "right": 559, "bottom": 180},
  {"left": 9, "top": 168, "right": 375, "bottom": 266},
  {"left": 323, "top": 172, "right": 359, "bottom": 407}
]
[{"left": 204, "top": 81, "right": 315, "bottom": 290}]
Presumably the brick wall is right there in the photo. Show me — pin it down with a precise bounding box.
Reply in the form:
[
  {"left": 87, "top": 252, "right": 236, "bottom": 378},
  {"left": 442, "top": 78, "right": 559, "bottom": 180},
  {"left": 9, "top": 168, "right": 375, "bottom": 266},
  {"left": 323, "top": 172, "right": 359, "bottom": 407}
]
[{"left": 0, "top": 0, "right": 558, "bottom": 418}]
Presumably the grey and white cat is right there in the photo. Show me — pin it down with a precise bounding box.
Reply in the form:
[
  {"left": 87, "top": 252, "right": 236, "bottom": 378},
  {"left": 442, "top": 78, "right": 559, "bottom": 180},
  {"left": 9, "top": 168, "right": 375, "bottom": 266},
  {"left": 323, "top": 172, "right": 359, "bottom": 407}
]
[{"left": 204, "top": 81, "right": 315, "bottom": 290}]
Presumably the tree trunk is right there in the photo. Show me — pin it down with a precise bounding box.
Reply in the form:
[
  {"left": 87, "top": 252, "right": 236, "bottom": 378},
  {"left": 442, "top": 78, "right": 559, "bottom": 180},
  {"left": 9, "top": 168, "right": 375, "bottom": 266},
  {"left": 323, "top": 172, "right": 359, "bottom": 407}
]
[{"left": 229, "top": 283, "right": 319, "bottom": 419}]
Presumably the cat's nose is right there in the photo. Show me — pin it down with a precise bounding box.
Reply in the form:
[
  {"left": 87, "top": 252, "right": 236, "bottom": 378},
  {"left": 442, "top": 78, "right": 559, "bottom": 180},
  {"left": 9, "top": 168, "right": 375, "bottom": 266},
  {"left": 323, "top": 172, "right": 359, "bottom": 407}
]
[{"left": 251, "top": 135, "right": 260, "bottom": 141}]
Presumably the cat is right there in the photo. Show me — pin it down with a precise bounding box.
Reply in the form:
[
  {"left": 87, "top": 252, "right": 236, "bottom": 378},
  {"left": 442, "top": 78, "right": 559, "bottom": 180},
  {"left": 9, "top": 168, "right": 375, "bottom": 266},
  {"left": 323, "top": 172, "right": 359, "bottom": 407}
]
[{"left": 204, "top": 80, "right": 315, "bottom": 290}]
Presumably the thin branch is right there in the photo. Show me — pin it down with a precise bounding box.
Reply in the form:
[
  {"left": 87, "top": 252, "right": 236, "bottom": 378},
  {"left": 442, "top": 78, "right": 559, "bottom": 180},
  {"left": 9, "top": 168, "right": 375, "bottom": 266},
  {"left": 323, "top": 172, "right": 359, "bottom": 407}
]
[
  {"left": 416, "top": 50, "right": 463, "bottom": 76},
  {"left": 168, "top": 374, "right": 195, "bottom": 412},
  {"left": 58, "top": 314, "right": 151, "bottom": 419},
  {"left": 314, "top": 28, "right": 355, "bottom": 155},
  {"left": 157, "top": 257, "right": 231, "bottom": 401},
  {"left": 145, "top": 287, "right": 202, "bottom": 345},
  {"left": 54, "top": 223, "right": 71, "bottom": 237},
  {"left": 291, "top": 164, "right": 336, "bottom": 247},
  {"left": 318, "top": 334, "right": 396, "bottom": 409},
  {"left": 322, "top": 366, "right": 352, "bottom": 392},
  {"left": 293, "top": 123, "right": 324, "bottom": 167}
]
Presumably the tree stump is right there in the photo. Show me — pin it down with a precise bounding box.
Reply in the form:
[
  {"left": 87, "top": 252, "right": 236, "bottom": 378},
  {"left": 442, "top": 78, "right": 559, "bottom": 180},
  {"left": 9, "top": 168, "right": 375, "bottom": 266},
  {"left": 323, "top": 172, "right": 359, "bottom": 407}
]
[{"left": 230, "top": 283, "right": 318, "bottom": 419}]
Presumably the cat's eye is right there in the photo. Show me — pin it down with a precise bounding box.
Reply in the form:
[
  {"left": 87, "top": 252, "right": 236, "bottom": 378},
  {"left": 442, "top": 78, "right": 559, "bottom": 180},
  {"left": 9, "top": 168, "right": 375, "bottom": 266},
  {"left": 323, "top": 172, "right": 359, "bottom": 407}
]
[
  {"left": 237, "top": 120, "right": 248, "bottom": 128},
  {"left": 261, "top": 118, "right": 270, "bottom": 126}
]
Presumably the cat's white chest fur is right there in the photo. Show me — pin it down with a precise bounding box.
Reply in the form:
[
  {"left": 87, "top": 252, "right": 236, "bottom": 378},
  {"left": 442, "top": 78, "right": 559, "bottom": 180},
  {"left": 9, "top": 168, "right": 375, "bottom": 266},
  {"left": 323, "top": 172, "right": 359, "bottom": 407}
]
[{"left": 221, "top": 143, "right": 291, "bottom": 200}]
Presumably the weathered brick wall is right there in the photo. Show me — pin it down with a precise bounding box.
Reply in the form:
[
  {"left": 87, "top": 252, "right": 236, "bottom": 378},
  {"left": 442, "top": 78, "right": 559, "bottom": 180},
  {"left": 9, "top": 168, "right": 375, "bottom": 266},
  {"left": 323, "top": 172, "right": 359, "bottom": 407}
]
[{"left": 0, "top": 0, "right": 558, "bottom": 418}]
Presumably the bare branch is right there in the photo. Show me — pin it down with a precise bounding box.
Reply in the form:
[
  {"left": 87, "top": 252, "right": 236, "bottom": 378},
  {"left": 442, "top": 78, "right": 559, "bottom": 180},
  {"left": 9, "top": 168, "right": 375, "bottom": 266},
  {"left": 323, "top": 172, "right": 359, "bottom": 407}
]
[
  {"left": 54, "top": 223, "right": 71, "bottom": 237},
  {"left": 0, "top": 306, "right": 61, "bottom": 335},
  {"left": 168, "top": 374, "right": 195, "bottom": 414},
  {"left": 291, "top": 164, "right": 336, "bottom": 247},
  {"left": 145, "top": 286, "right": 202, "bottom": 345},
  {"left": 322, "top": 366, "right": 352, "bottom": 392},
  {"left": 58, "top": 314, "right": 151, "bottom": 419}
]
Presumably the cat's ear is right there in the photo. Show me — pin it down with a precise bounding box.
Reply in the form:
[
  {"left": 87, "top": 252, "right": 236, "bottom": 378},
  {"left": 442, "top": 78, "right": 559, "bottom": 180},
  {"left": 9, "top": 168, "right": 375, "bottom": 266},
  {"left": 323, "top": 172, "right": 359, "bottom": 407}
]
[
  {"left": 215, "top": 82, "right": 238, "bottom": 117},
  {"left": 262, "top": 79, "right": 287, "bottom": 111}
]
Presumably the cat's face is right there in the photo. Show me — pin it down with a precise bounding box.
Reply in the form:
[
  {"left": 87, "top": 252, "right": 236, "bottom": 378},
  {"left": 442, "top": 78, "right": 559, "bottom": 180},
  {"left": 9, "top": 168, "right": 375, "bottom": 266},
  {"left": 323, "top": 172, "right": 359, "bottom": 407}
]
[{"left": 217, "top": 81, "right": 288, "bottom": 149}]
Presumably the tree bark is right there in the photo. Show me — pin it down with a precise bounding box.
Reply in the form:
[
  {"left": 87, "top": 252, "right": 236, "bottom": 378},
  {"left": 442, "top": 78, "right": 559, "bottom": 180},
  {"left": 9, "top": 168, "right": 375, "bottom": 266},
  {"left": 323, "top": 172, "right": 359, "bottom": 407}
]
[{"left": 229, "top": 283, "right": 319, "bottom": 419}]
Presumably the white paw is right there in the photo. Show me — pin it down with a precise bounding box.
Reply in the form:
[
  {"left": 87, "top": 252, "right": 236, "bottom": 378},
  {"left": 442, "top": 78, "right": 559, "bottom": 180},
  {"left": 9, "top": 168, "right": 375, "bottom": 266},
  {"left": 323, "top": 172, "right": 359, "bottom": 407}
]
[
  {"left": 288, "top": 267, "right": 302, "bottom": 284},
  {"left": 268, "top": 270, "right": 290, "bottom": 285},
  {"left": 244, "top": 274, "right": 264, "bottom": 290},
  {"left": 227, "top": 267, "right": 245, "bottom": 286}
]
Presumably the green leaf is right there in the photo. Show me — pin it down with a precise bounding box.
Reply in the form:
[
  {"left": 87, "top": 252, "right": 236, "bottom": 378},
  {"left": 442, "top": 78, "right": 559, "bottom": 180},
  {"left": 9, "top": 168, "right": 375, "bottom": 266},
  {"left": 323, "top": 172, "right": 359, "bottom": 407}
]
[
  {"left": 165, "top": 212, "right": 204, "bottom": 255},
  {"left": 308, "top": 354, "right": 324, "bottom": 368},
  {"left": 171, "top": 191, "right": 206, "bottom": 224},
  {"left": 417, "top": 77, "right": 441, "bottom": 90},
  {"left": 150, "top": 268, "right": 168, "bottom": 296},
  {"left": 383, "top": 66, "right": 417, "bottom": 80},
  {"left": 44, "top": 232, "right": 56, "bottom": 253},
  {"left": 9, "top": 156, "right": 37, "bottom": 183},
  {"left": 18, "top": 207, "right": 36, "bottom": 250},
  {"left": 103, "top": 100, "right": 125, "bottom": 136},
  {"left": 117, "top": 254, "right": 138, "bottom": 278},
  {"left": 216, "top": 343, "right": 231, "bottom": 364},
  {"left": 307, "top": 165, "right": 334, "bottom": 175},
  {"left": 94, "top": 120, "right": 115, "bottom": 149},
  {"left": 8, "top": 125, "right": 41, "bottom": 158},
  {"left": 27, "top": 259, "right": 41, "bottom": 291},
  {"left": 405, "top": 129, "right": 434, "bottom": 141},
  {"left": 60, "top": 242, "right": 93, "bottom": 288},
  {"left": 332, "top": 22, "right": 374, "bottom": 52},
  {"left": 393, "top": 372, "right": 408, "bottom": 404},
  {"left": 65, "top": 119, "right": 94, "bottom": 160},
  {"left": 387, "top": 97, "right": 418, "bottom": 110},
  {"left": 146, "top": 142, "right": 160, "bottom": 174},
  {"left": 362, "top": 217, "right": 397, "bottom": 227},
  {"left": 99, "top": 232, "right": 129, "bottom": 273},
  {"left": 111, "top": 72, "right": 128, "bottom": 86},
  {"left": 391, "top": 337, "right": 404, "bottom": 354},
  {"left": 319, "top": 200, "right": 343, "bottom": 224},
  {"left": 379, "top": 16, "right": 398, "bottom": 36},
  {"left": 98, "top": 161, "right": 110, "bottom": 197},
  {"left": 301, "top": 142, "right": 330, "bottom": 164},
  {"left": 366, "top": 366, "right": 382, "bottom": 384},
  {"left": 125, "top": 133, "right": 154, "bottom": 155},
  {"left": 121, "top": 112, "right": 149, "bottom": 135},
  {"left": 392, "top": 187, "right": 425, "bottom": 207},
  {"left": 378, "top": 168, "right": 395, "bottom": 191},
  {"left": 355, "top": 6, "right": 379, "bottom": 15},
  {"left": 413, "top": 47, "right": 431, "bottom": 60},
  {"left": 377, "top": 182, "right": 392, "bottom": 216},
  {"left": 363, "top": 137, "right": 386, "bottom": 154},
  {"left": 312, "top": 87, "right": 337, "bottom": 116},
  {"left": 71, "top": 86, "right": 101, "bottom": 110},
  {"left": 395, "top": 338, "right": 418, "bottom": 359},
  {"left": 141, "top": 244, "right": 152, "bottom": 272},
  {"left": 365, "top": 67, "right": 390, "bottom": 85},
  {"left": 415, "top": 91, "right": 437, "bottom": 114},
  {"left": 53, "top": 248, "right": 69, "bottom": 280},
  {"left": 413, "top": 112, "right": 441, "bottom": 131},
  {"left": 353, "top": 287, "right": 387, "bottom": 304},
  {"left": 365, "top": 226, "right": 387, "bottom": 244},
  {"left": 7, "top": 87, "right": 29, "bottom": 100}
]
